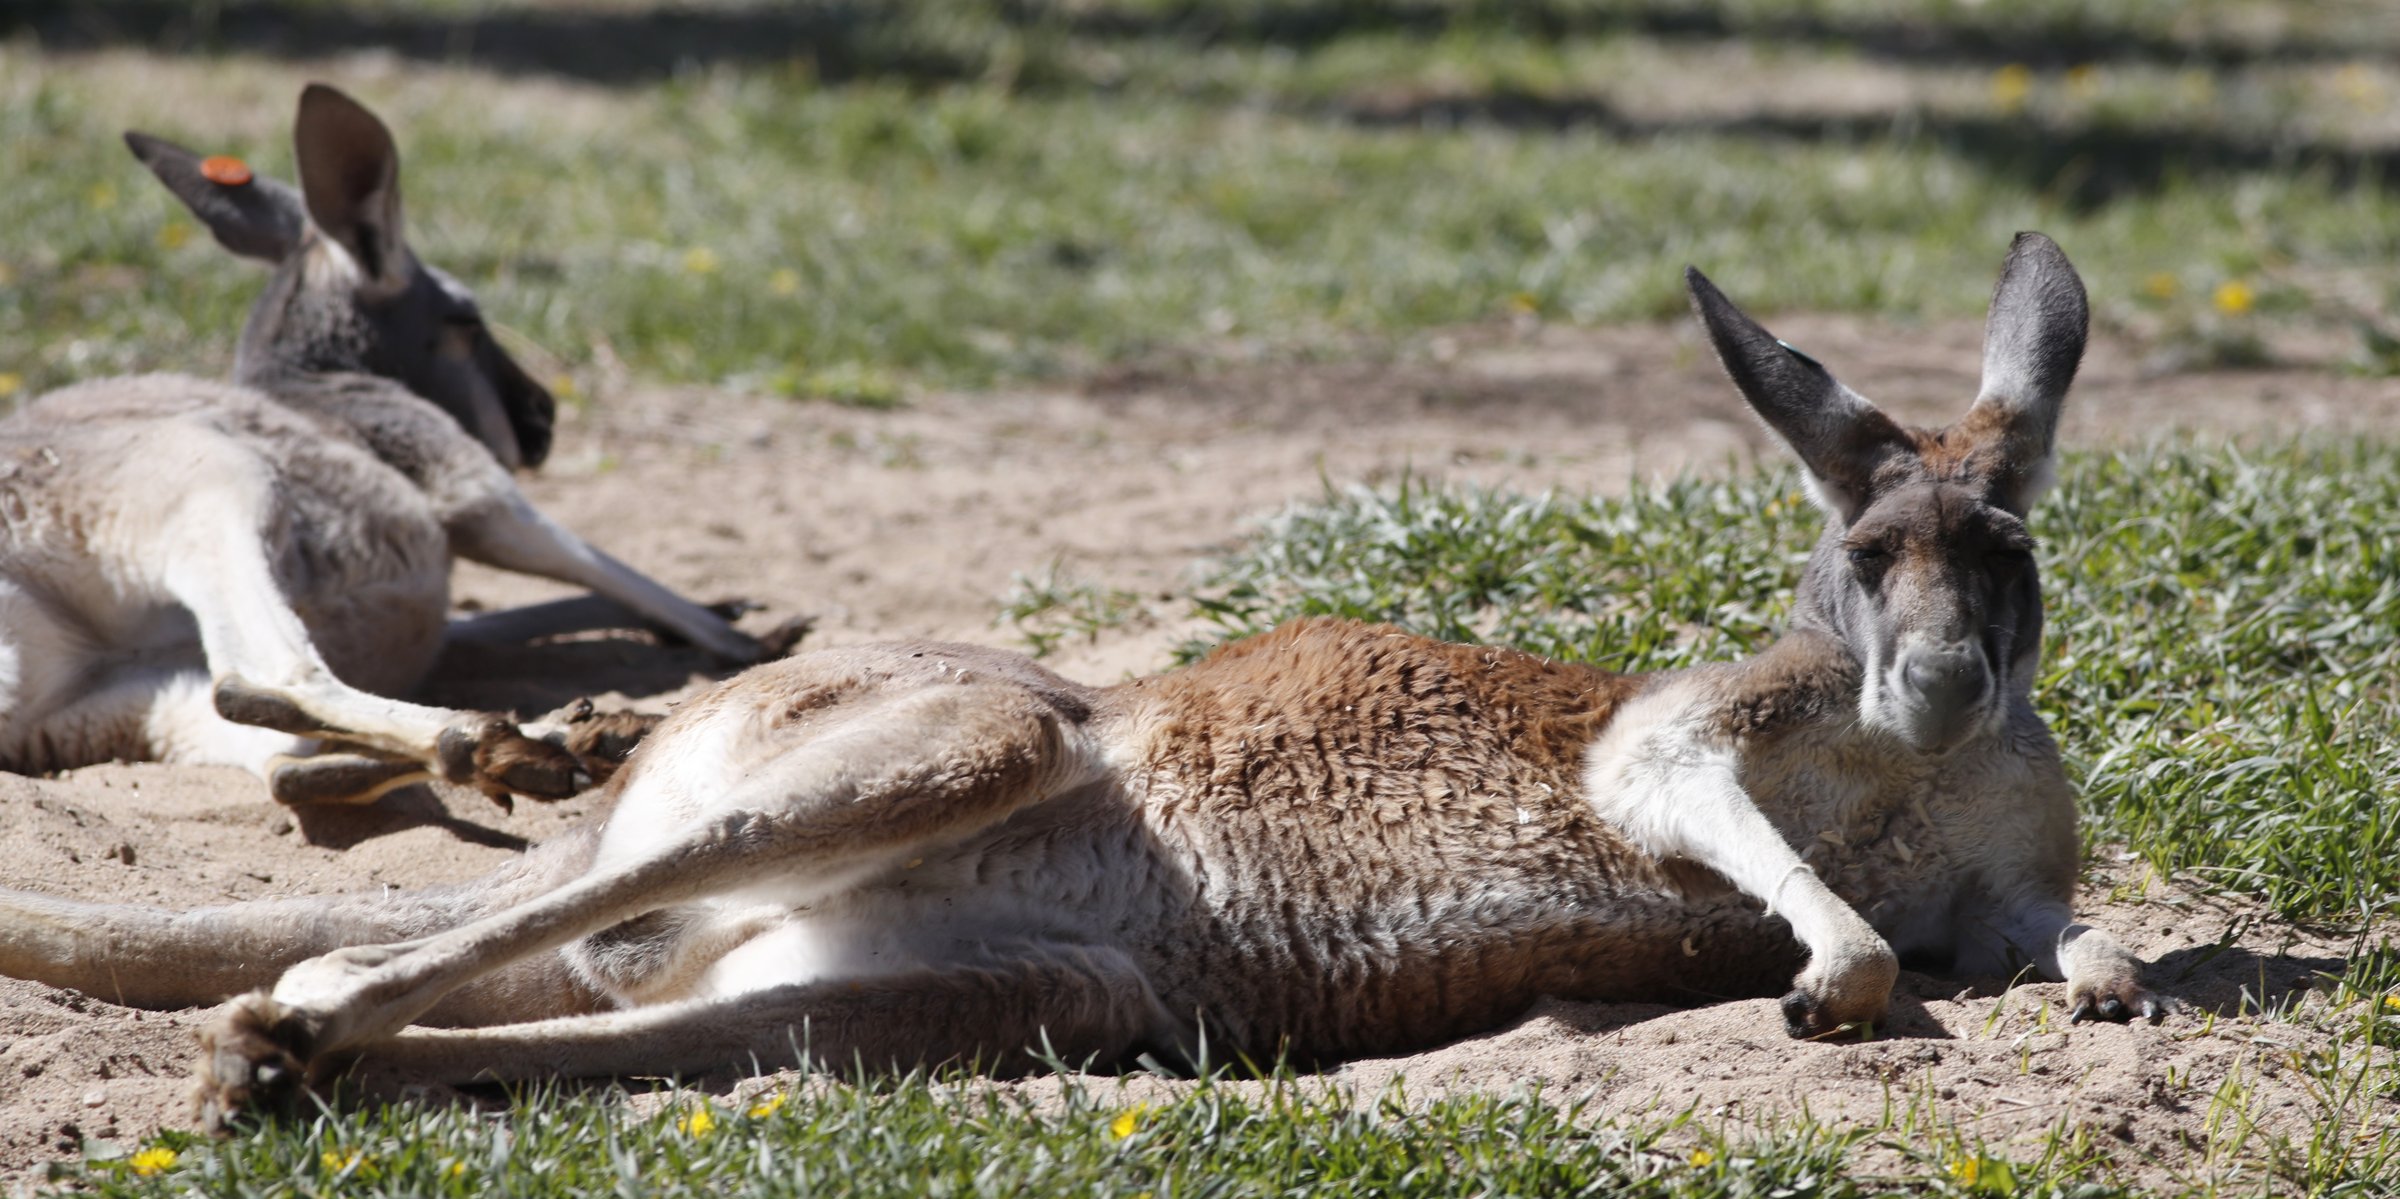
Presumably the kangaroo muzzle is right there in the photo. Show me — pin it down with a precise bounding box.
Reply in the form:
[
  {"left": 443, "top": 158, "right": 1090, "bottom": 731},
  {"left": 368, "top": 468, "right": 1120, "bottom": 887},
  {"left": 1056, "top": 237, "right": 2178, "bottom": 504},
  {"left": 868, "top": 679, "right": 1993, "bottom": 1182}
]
[{"left": 1890, "top": 640, "right": 1993, "bottom": 752}]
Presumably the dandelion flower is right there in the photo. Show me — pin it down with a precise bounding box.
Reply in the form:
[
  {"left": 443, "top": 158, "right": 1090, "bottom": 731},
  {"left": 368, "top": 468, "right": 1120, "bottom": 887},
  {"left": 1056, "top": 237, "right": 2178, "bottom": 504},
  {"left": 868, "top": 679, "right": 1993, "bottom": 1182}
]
[
  {"left": 2382, "top": 994, "right": 2400, "bottom": 1011},
  {"left": 1688, "top": 1147, "right": 1716, "bottom": 1167},
  {"left": 86, "top": 182, "right": 117, "bottom": 211},
  {"left": 320, "top": 1148, "right": 373, "bottom": 1174},
  {"left": 747, "top": 1091, "right": 789, "bottom": 1119},
  {"left": 682, "top": 246, "right": 721, "bottom": 276},
  {"left": 1991, "top": 64, "right": 2032, "bottom": 110},
  {"left": 1108, "top": 1103, "right": 1150, "bottom": 1140},
  {"left": 1948, "top": 1154, "right": 1982, "bottom": 1186},
  {"left": 2334, "top": 64, "right": 2382, "bottom": 107},
  {"left": 678, "top": 1105, "right": 719, "bottom": 1137},
  {"left": 129, "top": 1147, "right": 179, "bottom": 1177},
  {"left": 2213, "top": 280, "right": 2255, "bottom": 316}
]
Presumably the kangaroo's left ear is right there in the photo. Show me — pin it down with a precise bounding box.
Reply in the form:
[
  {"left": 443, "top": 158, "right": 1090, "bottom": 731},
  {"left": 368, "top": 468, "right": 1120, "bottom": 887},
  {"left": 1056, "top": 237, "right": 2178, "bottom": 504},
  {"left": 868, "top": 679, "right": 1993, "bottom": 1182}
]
[
  {"left": 125, "top": 132, "right": 308, "bottom": 263},
  {"left": 1964, "top": 232, "right": 2088, "bottom": 512}
]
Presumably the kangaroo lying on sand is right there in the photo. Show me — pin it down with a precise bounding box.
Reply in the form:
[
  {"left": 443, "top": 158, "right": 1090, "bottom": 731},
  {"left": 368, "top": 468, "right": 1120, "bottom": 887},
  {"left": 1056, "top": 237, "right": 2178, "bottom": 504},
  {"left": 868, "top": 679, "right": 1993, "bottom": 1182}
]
[
  {"left": 0, "top": 85, "right": 761, "bottom": 807},
  {"left": 0, "top": 234, "right": 2159, "bottom": 1129}
]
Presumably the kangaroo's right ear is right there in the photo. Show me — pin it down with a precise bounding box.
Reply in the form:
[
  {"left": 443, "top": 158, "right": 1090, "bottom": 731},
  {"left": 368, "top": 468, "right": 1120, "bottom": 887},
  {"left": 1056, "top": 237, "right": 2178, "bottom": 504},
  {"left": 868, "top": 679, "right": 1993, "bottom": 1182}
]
[
  {"left": 1685, "top": 266, "right": 1911, "bottom": 521},
  {"left": 123, "top": 131, "right": 306, "bottom": 263},
  {"left": 292, "top": 83, "right": 411, "bottom": 291}
]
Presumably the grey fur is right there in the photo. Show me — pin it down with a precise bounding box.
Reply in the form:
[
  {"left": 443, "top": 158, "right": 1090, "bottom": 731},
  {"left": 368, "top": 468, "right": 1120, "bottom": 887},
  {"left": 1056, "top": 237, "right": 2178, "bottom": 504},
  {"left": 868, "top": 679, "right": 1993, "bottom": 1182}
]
[{"left": 0, "top": 84, "right": 760, "bottom": 806}]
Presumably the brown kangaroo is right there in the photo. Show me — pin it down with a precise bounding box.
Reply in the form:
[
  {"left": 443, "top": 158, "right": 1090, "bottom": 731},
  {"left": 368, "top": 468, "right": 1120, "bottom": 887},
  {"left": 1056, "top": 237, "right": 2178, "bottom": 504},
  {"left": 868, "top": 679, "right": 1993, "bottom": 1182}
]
[{"left": 0, "top": 234, "right": 2158, "bottom": 1130}]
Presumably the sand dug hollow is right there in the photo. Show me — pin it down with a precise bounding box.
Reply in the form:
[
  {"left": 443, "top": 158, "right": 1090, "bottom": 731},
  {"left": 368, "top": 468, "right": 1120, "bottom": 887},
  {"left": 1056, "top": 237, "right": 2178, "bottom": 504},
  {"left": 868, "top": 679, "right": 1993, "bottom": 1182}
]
[{"left": 2, "top": 318, "right": 2394, "bottom": 1189}]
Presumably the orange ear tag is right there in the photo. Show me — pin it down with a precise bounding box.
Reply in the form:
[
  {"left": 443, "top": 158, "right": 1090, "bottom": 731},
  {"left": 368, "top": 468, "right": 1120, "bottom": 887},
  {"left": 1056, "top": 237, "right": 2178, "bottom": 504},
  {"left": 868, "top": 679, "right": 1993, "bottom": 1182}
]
[{"left": 199, "top": 155, "right": 253, "bottom": 187}]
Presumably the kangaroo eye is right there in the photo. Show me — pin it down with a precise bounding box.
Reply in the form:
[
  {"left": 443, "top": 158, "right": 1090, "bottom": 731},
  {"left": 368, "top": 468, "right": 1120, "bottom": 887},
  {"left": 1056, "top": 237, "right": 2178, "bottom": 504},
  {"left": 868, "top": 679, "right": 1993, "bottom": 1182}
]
[{"left": 1846, "top": 545, "right": 1889, "bottom": 565}]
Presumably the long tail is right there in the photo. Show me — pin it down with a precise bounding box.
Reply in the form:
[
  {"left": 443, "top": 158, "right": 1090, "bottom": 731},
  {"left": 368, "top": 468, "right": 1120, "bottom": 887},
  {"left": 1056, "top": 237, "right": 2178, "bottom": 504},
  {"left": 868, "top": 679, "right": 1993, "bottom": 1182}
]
[{"left": 0, "top": 828, "right": 604, "bottom": 1026}]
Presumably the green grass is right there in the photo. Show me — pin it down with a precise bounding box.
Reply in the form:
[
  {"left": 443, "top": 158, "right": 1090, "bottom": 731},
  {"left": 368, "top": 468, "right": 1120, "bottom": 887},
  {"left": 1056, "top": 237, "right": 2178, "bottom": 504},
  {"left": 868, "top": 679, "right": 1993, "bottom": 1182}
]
[
  {"left": 5, "top": 1, "right": 2400, "bottom": 403},
  {"left": 61, "top": 1070, "right": 2142, "bottom": 1199}
]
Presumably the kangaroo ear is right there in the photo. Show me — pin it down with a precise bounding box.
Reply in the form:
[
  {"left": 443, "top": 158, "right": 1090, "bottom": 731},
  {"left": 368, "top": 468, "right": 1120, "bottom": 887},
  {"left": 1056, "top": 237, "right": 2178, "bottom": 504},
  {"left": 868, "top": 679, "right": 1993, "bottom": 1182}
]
[
  {"left": 292, "top": 83, "right": 411, "bottom": 289},
  {"left": 1964, "top": 232, "right": 2087, "bottom": 511},
  {"left": 1685, "top": 266, "right": 1910, "bottom": 521},
  {"left": 124, "top": 131, "right": 306, "bottom": 263}
]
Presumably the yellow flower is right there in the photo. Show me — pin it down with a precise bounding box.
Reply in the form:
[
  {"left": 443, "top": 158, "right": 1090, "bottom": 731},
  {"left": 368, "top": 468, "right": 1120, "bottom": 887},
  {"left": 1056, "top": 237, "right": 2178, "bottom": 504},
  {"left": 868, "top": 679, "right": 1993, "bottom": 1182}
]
[
  {"left": 747, "top": 1091, "right": 788, "bottom": 1118},
  {"left": 681, "top": 246, "right": 721, "bottom": 276},
  {"left": 2381, "top": 994, "right": 2399, "bottom": 1011},
  {"left": 447, "top": 1161, "right": 469, "bottom": 1179},
  {"left": 86, "top": 181, "right": 118, "bottom": 211},
  {"left": 678, "top": 1104, "right": 719, "bottom": 1136},
  {"left": 1991, "top": 64, "right": 2032, "bottom": 111},
  {"left": 320, "top": 1148, "right": 374, "bottom": 1174},
  {"left": 0, "top": 372, "right": 21, "bottom": 398},
  {"left": 2334, "top": 64, "right": 2384, "bottom": 108},
  {"left": 1507, "top": 291, "right": 1540, "bottom": 316},
  {"left": 769, "top": 267, "right": 801, "bottom": 296},
  {"left": 2065, "top": 64, "right": 2101, "bottom": 98},
  {"left": 2143, "top": 272, "right": 2179, "bottom": 300},
  {"left": 157, "top": 221, "right": 193, "bottom": 250},
  {"left": 551, "top": 373, "right": 578, "bottom": 399},
  {"left": 1688, "top": 1147, "right": 1716, "bottom": 1167},
  {"left": 129, "top": 1146, "right": 179, "bottom": 1177},
  {"left": 1948, "top": 1154, "right": 1982, "bottom": 1186},
  {"left": 1108, "top": 1103, "right": 1150, "bottom": 1140},
  {"left": 2213, "top": 280, "right": 2255, "bottom": 316}
]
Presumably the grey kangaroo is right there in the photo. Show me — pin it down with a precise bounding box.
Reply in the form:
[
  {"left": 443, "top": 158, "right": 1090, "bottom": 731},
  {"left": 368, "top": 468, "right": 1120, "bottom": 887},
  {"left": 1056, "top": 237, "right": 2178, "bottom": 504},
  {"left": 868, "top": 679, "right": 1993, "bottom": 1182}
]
[
  {"left": 0, "top": 85, "right": 762, "bottom": 807},
  {"left": 0, "top": 235, "right": 2159, "bottom": 1131}
]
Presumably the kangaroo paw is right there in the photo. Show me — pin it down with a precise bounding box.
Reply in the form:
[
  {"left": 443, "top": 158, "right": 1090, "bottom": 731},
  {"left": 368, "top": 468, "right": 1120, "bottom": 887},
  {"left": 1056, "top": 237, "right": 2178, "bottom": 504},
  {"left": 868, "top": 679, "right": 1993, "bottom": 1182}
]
[
  {"left": 1782, "top": 938, "right": 1897, "bottom": 1038},
  {"left": 525, "top": 698, "right": 662, "bottom": 785},
  {"left": 436, "top": 714, "right": 592, "bottom": 808},
  {"left": 193, "top": 992, "right": 314, "bottom": 1135}
]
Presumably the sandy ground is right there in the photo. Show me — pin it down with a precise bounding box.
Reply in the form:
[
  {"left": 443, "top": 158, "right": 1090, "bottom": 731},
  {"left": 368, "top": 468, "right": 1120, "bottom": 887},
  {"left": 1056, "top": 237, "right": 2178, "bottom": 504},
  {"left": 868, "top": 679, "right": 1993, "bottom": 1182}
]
[{"left": 3, "top": 317, "right": 2397, "bottom": 1190}]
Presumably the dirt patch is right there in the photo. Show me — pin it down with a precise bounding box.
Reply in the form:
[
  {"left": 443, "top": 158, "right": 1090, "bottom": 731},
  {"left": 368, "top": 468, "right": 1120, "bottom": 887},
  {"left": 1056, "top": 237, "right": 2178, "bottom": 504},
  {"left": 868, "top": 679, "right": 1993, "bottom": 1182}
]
[{"left": 2, "top": 319, "right": 2394, "bottom": 1187}]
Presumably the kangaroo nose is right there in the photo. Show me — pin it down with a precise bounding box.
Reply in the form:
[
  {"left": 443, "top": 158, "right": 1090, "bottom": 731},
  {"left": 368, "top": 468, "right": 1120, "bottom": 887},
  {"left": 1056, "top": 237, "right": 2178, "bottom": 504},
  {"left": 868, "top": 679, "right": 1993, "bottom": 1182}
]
[{"left": 1902, "top": 645, "right": 1989, "bottom": 715}]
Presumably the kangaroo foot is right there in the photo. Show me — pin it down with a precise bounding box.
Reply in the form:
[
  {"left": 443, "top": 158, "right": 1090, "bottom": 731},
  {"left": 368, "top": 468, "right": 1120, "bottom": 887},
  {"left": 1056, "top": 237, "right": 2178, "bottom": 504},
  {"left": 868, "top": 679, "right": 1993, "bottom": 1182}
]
[
  {"left": 193, "top": 992, "right": 314, "bottom": 1135},
  {"left": 436, "top": 714, "right": 591, "bottom": 809}
]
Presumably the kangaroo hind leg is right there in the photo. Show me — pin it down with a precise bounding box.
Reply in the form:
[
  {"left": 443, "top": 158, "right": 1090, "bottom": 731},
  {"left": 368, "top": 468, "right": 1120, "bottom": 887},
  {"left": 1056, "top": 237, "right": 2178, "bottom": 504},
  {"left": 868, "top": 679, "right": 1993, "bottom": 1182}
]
[
  {"left": 313, "top": 944, "right": 1171, "bottom": 1097},
  {"left": 194, "top": 671, "right": 1101, "bottom": 1123},
  {"left": 161, "top": 483, "right": 588, "bottom": 804}
]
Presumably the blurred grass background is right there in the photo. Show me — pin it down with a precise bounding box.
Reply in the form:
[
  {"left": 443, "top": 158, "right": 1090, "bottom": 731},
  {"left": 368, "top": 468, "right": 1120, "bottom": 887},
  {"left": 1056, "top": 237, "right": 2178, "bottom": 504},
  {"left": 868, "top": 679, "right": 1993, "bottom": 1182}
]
[{"left": 3, "top": 0, "right": 2399, "bottom": 405}]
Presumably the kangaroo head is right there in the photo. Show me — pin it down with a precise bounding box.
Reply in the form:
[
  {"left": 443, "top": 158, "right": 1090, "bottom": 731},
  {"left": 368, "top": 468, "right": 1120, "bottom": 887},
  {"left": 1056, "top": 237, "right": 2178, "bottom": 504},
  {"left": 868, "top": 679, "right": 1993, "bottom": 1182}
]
[
  {"left": 1687, "top": 233, "right": 2088, "bottom": 755},
  {"left": 124, "top": 83, "right": 554, "bottom": 469}
]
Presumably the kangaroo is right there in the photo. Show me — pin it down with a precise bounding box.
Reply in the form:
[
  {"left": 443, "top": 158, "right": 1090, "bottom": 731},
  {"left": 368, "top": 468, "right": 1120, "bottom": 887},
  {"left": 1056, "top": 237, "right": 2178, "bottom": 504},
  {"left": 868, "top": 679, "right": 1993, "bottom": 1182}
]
[
  {"left": 0, "top": 234, "right": 2159, "bottom": 1130},
  {"left": 0, "top": 85, "right": 762, "bottom": 808}
]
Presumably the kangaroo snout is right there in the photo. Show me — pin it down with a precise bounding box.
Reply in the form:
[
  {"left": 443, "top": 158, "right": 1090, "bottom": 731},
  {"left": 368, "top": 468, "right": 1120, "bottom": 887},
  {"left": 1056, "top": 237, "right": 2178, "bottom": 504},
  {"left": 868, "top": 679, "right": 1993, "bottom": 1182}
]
[{"left": 1893, "top": 641, "right": 1992, "bottom": 751}]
